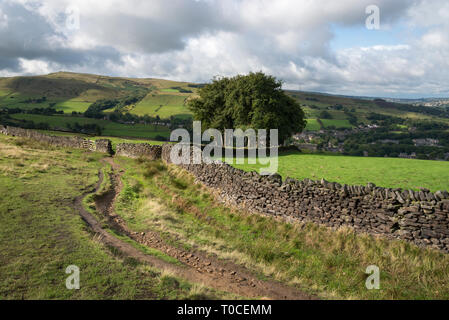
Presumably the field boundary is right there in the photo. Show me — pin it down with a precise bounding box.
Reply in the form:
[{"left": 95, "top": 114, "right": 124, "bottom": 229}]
[
  {"left": 2, "top": 125, "right": 449, "bottom": 253},
  {"left": 161, "top": 144, "right": 449, "bottom": 253}
]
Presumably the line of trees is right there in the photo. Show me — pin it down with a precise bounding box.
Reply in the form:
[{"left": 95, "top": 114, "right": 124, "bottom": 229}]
[
  {"left": 1, "top": 107, "right": 64, "bottom": 116},
  {"left": 66, "top": 122, "right": 103, "bottom": 135},
  {"left": 84, "top": 92, "right": 147, "bottom": 119},
  {"left": 0, "top": 114, "right": 50, "bottom": 130}
]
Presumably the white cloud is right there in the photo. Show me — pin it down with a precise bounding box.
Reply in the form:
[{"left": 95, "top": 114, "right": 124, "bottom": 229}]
[
  {"left": 19, "top": 57, "right": 52, "bottom": 74},
  {"left": 1, "top": 0, "right": 449, "bottom": 97}
]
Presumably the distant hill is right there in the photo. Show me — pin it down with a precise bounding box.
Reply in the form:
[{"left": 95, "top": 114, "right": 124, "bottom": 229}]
[
  {"left": 285, "top": 90, "right": 449, "bottom": 131},
  {"left": 0, "top": 72, "right": 197, "bottom": 119},
  {"left": 387, "top": 97, "right": 449, "bottom": 108},
  {"left": 0, "top": 71, "right": 448, "bottom": 126}
]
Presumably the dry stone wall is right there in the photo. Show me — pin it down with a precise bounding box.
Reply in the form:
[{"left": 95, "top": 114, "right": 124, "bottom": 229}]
[
  {"left": 115, "top": 143, "right": 162, "bottom": 160},
  {"left": 0, "top": 126, "right": 113, "bottom": 154},
  {"left": 94, "top": 139, "right": 113, "bottom": 154},
  {"left": 3, "top": 125, "right": 449, "bottom": 252},
  {"left": 162, "top": 144, "right": 449, "bottom": 252}
]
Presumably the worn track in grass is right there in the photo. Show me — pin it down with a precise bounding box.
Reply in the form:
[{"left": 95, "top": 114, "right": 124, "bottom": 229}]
[{"left": 75, "top": 157, "right": 316, "bottom": 300}]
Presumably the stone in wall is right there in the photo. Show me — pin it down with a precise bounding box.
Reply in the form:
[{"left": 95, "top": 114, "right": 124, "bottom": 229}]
[
  {"left": 116, "top": 143, "right": 162, "bottom": 160},
  {"left": 95, "top": 139, "right": 113, "bottom": 155}
]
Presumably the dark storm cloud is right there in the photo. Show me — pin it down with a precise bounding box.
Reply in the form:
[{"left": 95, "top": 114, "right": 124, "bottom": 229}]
[
  {"left": 0, "top": 1, "right": 122, "bottom": 73},
  {"left": 0, "top": 56, "right": 21, "bottom": 71}
]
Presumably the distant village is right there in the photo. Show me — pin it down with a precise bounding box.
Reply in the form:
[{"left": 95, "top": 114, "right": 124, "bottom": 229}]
[{"left": 293, "top": 124, "right": 449, "bottom": 161}]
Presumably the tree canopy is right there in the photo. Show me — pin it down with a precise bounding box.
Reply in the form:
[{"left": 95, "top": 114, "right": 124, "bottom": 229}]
[
  {"left": 319, "top": 110, "right": 333, "bottom": 119},
  {"left": 187, "top": 72, "right": 306, "bottom": 143}
]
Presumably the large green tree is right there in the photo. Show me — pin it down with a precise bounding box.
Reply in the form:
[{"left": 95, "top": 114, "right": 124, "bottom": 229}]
[{"left": 188, "top": 72, "right": 306, "bottom": 144}]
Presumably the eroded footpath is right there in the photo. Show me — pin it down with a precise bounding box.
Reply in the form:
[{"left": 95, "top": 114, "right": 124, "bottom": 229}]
[{"left": 76, "top": 157, "right": 315, "bottom": 300}]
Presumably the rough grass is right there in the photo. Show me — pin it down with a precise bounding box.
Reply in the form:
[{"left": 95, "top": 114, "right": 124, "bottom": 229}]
[
  {"left": 113, "top": 157, "right": 449, "bottom": 300},
  {"left": 0, "top": 135, "right": 229, "bottom": 300},
  {"left": 223, "top": 152, "right": 449, "bottom": 192}
]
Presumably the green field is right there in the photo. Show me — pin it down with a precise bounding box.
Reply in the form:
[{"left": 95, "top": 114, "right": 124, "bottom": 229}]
[
  {"left": 10, "top": 114, "right": 170, "bottom": 140},
  {"left": 160, "top": 89, "right": 180, "bottom": 93},
  {"left": 224, "top": 152, "right": 449, "bottom": 192},
  {"left": 0, "top": 89, "right": 10, "bottom": 97},
  {"left": 0, "top": 94, "right": 93, "bottom": 114},
  {"left": 305, "top": 119, "right": 321, "bottom": 131},
  {"left": 133, "top": 94, "right": 191, "bottom": 119},
  {"left": 54, "top": 99, "right": 92, "bottom": 113},
  {"left": 321, "top": 119, "right": 353, "bottom": 129}
]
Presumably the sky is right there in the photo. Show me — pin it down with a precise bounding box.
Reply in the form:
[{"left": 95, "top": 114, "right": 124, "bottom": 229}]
[{"left": 0, "top": 0, "right": 448, "bottom": 98}]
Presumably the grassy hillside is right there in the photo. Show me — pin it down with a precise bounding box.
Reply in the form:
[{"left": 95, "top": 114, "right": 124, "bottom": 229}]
[
  {"left": 0, "top": 134, "right": 229, "bottom": 299},
  {"left": 287, "top": 91, "right": 449, "bottom": 129},
  {"left": 3, "top": 129, "right": 449, "bottom": 299},
  {"left": 0, "top": 72, "right": 196, "bottom": 119},
  {"left": 2, "top": 72, "right": 448, "bottom": 126},
  {"left": 111, "top": 155, "right": 449, "bottom": 299}
]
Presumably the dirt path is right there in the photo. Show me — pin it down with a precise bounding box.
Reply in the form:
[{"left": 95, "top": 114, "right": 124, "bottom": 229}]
[{"left": 75, "top": 157, "right": 316, "bottom": 300}]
